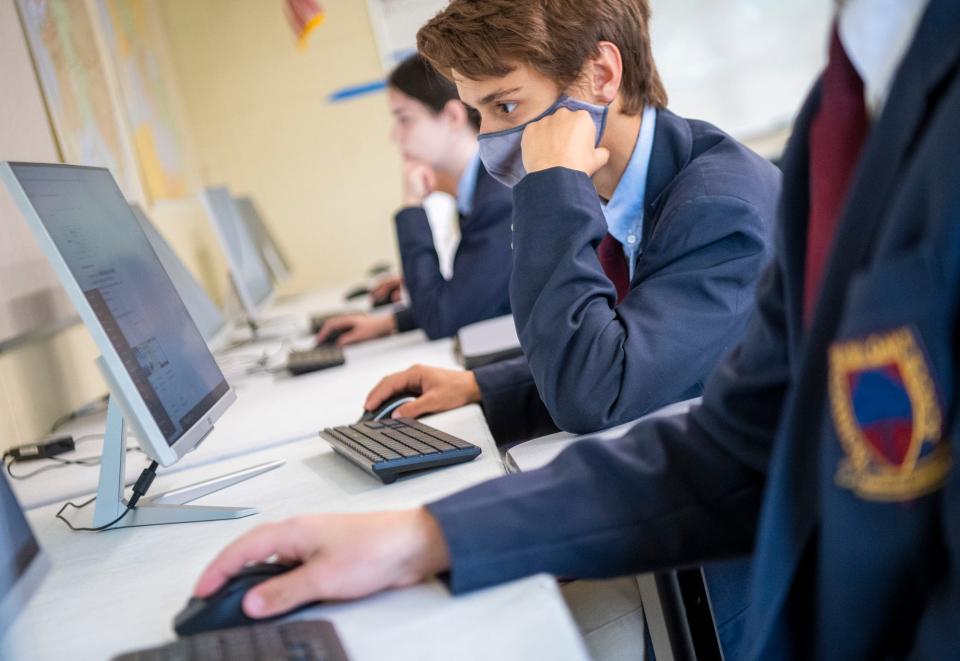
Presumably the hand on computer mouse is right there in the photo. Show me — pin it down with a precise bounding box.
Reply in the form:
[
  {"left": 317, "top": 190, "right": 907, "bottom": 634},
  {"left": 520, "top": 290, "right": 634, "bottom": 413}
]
[
  {"left": 174, "top": 562, "right": 303, "bottom": 635},
  {"left": 369, "top": 275, "right": 403, "bottom": 307},
  {"left": 364, "top": 365, "right": 481, "bottom": 419},
  {"left": 193, "top": 510, "right": 450, "bottom": 620},
  {"left": 316, "top": 313, "right": 395, "bottom": 347}
]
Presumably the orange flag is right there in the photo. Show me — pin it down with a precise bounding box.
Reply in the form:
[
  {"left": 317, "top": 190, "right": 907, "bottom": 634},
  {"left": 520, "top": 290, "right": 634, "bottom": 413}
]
[{"left": 285, "top": 0, "right": 325, "bottom": 49}]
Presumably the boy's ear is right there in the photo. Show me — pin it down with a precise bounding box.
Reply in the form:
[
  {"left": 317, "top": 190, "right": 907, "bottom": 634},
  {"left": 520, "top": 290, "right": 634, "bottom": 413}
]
[
  {"left": 440, "top": 99, "right": 470, "bottom": 129},
  {"left": 587, "top": 41, "right": 623, "bottom": 105}
]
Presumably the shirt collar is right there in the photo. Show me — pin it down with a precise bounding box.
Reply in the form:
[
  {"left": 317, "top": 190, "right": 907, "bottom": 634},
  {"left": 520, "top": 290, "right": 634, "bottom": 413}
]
[
  {"left": 601, "top": 105, "right": 657, "bottom": 275},
  {"left": 456, "top": 148, "right": 482, "bottom": 216},
  {"left": 838, "top": 0, "right": 929, "bottom": 118}
]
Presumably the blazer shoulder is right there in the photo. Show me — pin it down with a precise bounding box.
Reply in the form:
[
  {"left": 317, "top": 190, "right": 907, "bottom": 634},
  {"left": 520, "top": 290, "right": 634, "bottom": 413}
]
[{"left": 650, "top": 127, "right": 781, "bottom": 241}]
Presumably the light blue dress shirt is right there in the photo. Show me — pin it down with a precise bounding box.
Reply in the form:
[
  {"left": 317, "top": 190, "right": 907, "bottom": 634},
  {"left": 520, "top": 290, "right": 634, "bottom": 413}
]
[
  {"left": 600, "top": 105, "right": 658, "bottom": 280},
  {"left": 456, "top": 148, "right": 482, "bottom": 216}
]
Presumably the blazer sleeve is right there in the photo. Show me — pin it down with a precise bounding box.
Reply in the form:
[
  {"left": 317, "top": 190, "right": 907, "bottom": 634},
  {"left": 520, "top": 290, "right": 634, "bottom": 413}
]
[
  {"left": 473, "top": 355, "right": 560, "bottom": 445},
  {"left": 394, "top": 183, "right": 513, "bottom": 340},
  {"left": 509, "top": 167, "right": 774, "bottom": 434},
  {"left": 426, "top": 223, "right": 793, "bottom": 593}
]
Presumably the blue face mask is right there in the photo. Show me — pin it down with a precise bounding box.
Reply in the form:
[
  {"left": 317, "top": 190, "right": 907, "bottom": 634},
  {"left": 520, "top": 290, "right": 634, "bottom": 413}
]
[{"left": 477, "top": 95, "right": 609, "bottom": 188}]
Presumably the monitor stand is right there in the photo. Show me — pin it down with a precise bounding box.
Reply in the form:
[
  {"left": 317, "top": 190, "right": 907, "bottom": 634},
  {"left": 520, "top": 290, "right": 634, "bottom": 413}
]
[{"left": 92, "top": 396, "right": 283, "bottom": 529}]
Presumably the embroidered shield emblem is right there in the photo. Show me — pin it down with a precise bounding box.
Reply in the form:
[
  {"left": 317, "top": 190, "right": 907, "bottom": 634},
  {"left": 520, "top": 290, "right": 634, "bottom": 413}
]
[{"left": 829, "top": 327, "right": 950, "bottom": 501}]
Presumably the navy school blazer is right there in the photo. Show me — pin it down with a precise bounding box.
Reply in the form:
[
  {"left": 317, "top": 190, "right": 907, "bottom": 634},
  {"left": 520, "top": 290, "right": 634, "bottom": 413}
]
[
  {"left": 392, "top": 163, "right": 513, "bottom": 339},
  {"left": 476, "top": 108, "right": 781, "bottom": 447},
  {"left": 428, "top": 2, "right": 960, "bottom": 658},
  {"left": 478, "top": 109, "right": 781, "bottom": 656}
]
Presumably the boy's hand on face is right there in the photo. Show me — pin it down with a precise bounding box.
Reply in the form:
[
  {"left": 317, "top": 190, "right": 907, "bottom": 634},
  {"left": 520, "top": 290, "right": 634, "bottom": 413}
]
[
  {"left": 402, "top": 160, "right": 437, "bottom": 207},
  {"left": 521, "top": 108, "right": 610, "bottom": 177}
]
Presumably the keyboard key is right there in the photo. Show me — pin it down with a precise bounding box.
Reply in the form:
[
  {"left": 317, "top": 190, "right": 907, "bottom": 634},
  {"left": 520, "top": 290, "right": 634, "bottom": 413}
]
[
  {"left": 380, "top": 429, "right": 438, "bottom": 456},
  {"left": 403, "top": 419, "right": 476, "bottom": 449}
]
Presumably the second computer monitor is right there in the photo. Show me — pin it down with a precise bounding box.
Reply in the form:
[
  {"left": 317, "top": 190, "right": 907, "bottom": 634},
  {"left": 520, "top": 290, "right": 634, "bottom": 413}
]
[
  {"left": 233, "top": 195, "right": 293, "bottom": 283},
  {"left": 200, "top": 186, "right": 274, "bottom": 324}
]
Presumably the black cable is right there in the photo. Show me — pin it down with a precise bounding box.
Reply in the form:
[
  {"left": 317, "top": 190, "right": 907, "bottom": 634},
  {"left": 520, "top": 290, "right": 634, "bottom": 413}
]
[
  {"left": 48, "top": 394, "right": 110, "bottom": 433},
  {"left": 3, "top": 436, "right": 142, "bottom": 481},
  {"left": 6, "top": 455, "right": 100, "bottom": 480},
  {"left": 244, "top": 363, "right": 287, "bottom": 376},
  {"left": 55, "top": 460, "right": 159, "bottom": 532}
]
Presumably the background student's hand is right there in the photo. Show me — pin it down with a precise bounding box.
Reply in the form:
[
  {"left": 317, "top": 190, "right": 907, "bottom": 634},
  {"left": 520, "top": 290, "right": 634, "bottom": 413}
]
[
  {"left": 369, "top": 275, "right": 404, "bottom": 305},
  {"left": 521, "top": 107, "right": 610, "bottom": 176},
  {"left": 193, "top": 509, "right": 451, "bottom": 619},
  {"left": 365, "top": 364, "right": 481, "bottom": 418},
  {"left": 317, "top": 313, "right": 396, "bottom": 347},
  {"left": 401, "top": 159, "right": 437, "bottom": 207}
]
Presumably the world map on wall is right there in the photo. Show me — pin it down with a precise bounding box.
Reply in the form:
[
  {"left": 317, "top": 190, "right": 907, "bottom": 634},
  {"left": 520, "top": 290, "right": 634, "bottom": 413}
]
[
  {"left": 17, "top": 0, "right": 141, "bottom": 199},
  {"left": 97, "top": 0, "right": 192, "bottom": 202}
]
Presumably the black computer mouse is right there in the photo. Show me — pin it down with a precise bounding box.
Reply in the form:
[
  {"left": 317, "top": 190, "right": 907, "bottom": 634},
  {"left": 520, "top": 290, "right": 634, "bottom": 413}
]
[
  {"left": 370, "top": 282, "right": 401, "bottom": 308},
  {"left": 358, "top": 392, "right": 419, "bottom": 423},
  {"left": 174, "top": 562, "right": 315, "bottom": 636},
  {"left": 344, "top": 285, "right": 369, "bottom": 301},
  {"left": 316, "top": 327, "right": 346, "bottom": 347}
]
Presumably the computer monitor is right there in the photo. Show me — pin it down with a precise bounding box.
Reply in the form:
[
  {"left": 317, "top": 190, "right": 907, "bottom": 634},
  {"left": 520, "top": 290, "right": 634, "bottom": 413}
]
[
  {"left": 233, "top": 195, "right": 293, "bottom": 283},
  {"left": 0, "top": 472, "right": 49, "bottom": 645},
  {"left": 129, "top": 204, "right": 231, "bottom": 351},
  {"left": 199, "top": 186, "right": 274, "bottom": 325},
  {"left": 1, "top": 163, "right": 235, "bottom": 468}
]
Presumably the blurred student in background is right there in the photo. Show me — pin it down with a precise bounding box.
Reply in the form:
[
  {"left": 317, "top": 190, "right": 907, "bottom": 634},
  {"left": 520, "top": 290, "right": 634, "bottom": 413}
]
[{"left": 318, "top": 54, "right": 513, "bottom": 346}]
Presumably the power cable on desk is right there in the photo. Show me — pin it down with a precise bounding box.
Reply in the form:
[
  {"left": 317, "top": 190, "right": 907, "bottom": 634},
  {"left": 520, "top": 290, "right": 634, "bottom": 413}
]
[
  {"left": 55, "top": 460, "right": 159, "bottom": 532},
  {"left": 48, "top": 394, "right": 110, "bottom": 433},
  {"left": 3, "top": 433, "right": 142, "bottom": 480}
]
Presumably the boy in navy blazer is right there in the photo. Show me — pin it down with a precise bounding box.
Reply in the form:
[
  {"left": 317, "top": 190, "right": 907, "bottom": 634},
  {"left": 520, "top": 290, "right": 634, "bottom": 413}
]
[
  {"left": 364, "top": 7, "right": 781, "bottom": 448},
  {"left": 363, "top": 4, "right": 781, "bottom": 652},
  {"left": 197, "top": 1, "right": 960, "bottom": 657}
]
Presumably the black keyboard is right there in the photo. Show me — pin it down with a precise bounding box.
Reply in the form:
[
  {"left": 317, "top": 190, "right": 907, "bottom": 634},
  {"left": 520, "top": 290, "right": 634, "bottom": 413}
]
[
  {"left": 113, "top": 620, "right": 350, "bottom": 661},
  {"left": 320, "top": 418, "right": 481, "bottom": 484},
  {"left": 287, "top": 346, "right": 345, "bottom": 376}
]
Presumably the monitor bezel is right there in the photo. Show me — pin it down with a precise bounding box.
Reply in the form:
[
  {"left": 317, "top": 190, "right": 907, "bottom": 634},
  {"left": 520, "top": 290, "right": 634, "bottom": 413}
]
[{"left": 0, "top": 162, "right": 236, "bottom": 467}]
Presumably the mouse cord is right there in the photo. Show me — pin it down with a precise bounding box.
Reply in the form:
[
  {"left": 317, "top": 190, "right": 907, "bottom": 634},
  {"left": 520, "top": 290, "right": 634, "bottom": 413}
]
[{"left": 55, "top": 460, "right": 159, "bottom": 532}]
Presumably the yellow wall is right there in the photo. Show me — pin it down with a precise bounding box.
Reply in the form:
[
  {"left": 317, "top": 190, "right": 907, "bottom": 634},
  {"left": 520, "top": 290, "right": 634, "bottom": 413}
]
[{"left": 158, "top": 0, "right": 403, "bottom": 295}]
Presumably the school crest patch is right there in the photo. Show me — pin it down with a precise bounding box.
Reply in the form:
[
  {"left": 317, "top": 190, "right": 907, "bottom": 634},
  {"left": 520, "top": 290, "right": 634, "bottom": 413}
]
[{"left": 829, "top": 327, "right": 950, "bottom": 501}]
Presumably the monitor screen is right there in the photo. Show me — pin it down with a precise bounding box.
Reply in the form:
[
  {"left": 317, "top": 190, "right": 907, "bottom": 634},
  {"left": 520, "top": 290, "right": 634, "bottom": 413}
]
[
  {"left": 233, "top": 196, "right": 292, "bottom": 282},
  {"left": 130, "top": 204, "right": 228, "bottom": 346},
  {"left": 200, "top": 187, "right": 273, "bottom": 317},
  {"left": 8, "top": 164, "right": 229, "bottom": 448},
  {"left": 0, "top": 472, "right": 45, "bottom": 641}
]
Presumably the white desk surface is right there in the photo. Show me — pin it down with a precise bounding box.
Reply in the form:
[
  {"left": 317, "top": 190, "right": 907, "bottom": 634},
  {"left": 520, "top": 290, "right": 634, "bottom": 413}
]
[
  {"left": 5, "top": 412, "right": 585, "bottom": 660},
  {"left": 12, "top": 328, "right": 463, "bottom": 510},
  {"left": 6, "top": 286, "right": 587, "bottom": 660}
]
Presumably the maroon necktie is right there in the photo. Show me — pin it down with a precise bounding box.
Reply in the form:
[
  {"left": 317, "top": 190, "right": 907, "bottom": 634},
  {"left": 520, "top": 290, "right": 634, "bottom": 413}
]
[
  {"left": 804, "top": 27, "right": 870, "bottom": 324},
  {"left": 598, "top": 233, "right": 630, "bottom": 304}
]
